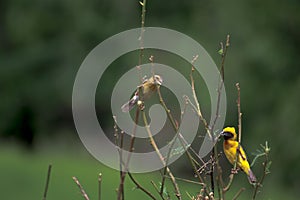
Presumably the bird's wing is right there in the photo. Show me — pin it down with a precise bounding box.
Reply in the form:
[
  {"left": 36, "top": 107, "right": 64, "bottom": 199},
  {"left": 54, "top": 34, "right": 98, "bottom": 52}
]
[
  {"left": 142, "top": 76, "right": 148, "bottom": 83},
  {"left": 237, "top": 146, "right": 247, "bottom": 161},
  {"left": 121, "top": 94, "right": 139, "bottom": 112}
]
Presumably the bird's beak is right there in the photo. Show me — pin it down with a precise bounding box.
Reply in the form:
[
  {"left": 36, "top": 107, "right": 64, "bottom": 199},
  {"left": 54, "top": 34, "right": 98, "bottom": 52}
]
[{"left": 219, "top": 131, "right": 224, "bottom": 137}]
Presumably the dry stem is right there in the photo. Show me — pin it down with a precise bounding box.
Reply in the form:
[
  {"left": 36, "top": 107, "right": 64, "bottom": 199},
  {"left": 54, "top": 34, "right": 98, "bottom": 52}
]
[
  {"left": 72, "top": 176, "right": 90, "bottom": 200},
  {"left": 233, "top": 188, "right": 245, "bottom": 200},
  {"left": 142, "top": 110, "right": 181, "bottom": 199},
  {"left": 128, "top": 172, "right": 157, "bottom": 200},
  {"left": 42, "top": 164, "right": 52, "bottom": 200},
  {"left": 252, "top": 142, "right": 270, "bottom": 199},
  {"left": 98, "top": 173, "right": 102, "bottom": 200},
  {"left": 223, "top": 83, "right": 242, "bottom": 193}
]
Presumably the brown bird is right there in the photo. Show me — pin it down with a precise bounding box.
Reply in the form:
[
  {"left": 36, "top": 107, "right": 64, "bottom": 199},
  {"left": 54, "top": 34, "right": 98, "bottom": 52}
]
[{"left": 121, "top": 75, "right": 163, "bottom": 112}]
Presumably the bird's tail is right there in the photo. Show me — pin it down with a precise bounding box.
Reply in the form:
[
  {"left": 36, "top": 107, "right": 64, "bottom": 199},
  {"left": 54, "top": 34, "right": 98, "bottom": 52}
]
[
  {"left": 247, "top": 169, "right": 257, "bottom": 184},
  {"left": 121, "top": 95, "right": 139, "bottom": 112}
]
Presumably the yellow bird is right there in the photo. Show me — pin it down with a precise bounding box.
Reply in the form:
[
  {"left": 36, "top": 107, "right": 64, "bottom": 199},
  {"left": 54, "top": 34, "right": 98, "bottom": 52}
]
[
  {"left": 121, "top": 75, "right": 163, "bottom": 112},
  {"left": 221, "top": 127, "right": 257, "bottom": 183}
]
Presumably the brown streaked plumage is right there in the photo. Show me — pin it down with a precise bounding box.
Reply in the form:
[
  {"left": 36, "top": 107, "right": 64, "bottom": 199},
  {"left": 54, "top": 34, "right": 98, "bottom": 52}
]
[{"left": 121, "top": 75, "right": 163, "bottom": 112}]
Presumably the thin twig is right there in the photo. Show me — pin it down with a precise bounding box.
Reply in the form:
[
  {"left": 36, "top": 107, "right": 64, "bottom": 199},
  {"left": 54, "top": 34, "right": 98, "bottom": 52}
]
[
  {"left": 210, "top": 36, "right": 230, "bottom": 152},
  {"left": 151, "top": 181, "right": 164, "bottom": 200},
  {"left": 211, "top": 34, "right": 230, "bottom": 134},
  {"left": 147, "top": 56, "right": 182, "bottom": 199},
  {"left": 42, "top": 164, "right": 52, "bottom": 200},
  {"left": 190, "top": 50, "right": 228, "bottom": 198},
  {"left": 194, "top": 35, "right": 229, "bottom": 199},
  {"left": 137, "top": 0, "right": 147, "bottom": 82},
  {"left": 72, "top": 176, "right": 90, "bottom": 200},
  {"left": 142, "top": 111, "right": 181, "bottom": 199},
  {"left": 149, "top": 56, "right": 208, "bottom": 197},
  {"left": 164, "top": 175, "right": 205, "bottom": 186},
  {"left": 113, "top": 116, "right": 124, "bottom": 200},
  {"left": 210, "top": 41, "right": 230, "bottom": 196},
  {"left": 118, "top": 0, "right": 147, "bottom": 192},
  {"left": 98, "top": 173, "right": 102, "bottom": 200},
  {"left": 236, "top": 83, "right": 242, "bottom": 146},
  {"left": 190, "top": 55, "right": 218, "bottom": 197},
  {"left": 223, "top": 83, "right": 242, "bottom": 192},
  {"left": 233, "top": 188, "right": 245, "bottom": 200},
  {"left": 128, "top": 172, "right": 157, "bottom": 200},
  {"left": 211, "top": 36, "right": 230, "bottom": 199},
  {"left": 116, "top": 116, "right": 125, "bottom": 200},
  {"left": 157, "top": 85, "right": 209, "bottom": 195},
  {"left": 117, "top": 109, "right": 140, "bottom": 200},
  {"left": 118, "top": 3, "right": 147, "bottom": 196},
  {"left": 158, "top": 85, "right": 209, "bottom": 196},
  {"left": 115, "top": 116, "right": 156, "bottom": 200},
  {"left": 252, "top": 142, "right": 270, "bottom": 199},
  {"left": 189, "top": 55, "right": 210, "bottom": 135}
]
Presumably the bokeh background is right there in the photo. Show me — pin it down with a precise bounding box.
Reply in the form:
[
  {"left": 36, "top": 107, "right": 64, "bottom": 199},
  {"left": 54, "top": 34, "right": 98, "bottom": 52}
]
[{"left": 1, "top": 0, "right": 299, "bottom": 199}]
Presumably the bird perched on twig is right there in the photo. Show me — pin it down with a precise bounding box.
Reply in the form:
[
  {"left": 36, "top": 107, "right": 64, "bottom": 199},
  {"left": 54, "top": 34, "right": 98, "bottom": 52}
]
[
  {"left": 221, "top": 127, "right": 257, "bottom": 183},
  {"left": 121, "top": 75, "right": 163, "bottom": 112}
]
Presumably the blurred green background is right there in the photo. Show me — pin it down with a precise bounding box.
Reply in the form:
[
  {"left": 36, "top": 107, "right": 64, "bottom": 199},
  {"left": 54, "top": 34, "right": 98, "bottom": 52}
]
[{"left": 1, "top": 0, "right": 299, "bottom": 199}]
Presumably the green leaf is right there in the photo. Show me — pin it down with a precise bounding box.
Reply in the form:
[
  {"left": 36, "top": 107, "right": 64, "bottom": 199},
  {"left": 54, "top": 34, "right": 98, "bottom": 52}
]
[
  {"left": 218, "top": 48, "right": 224, "bottom": 55},
  {"left": 266, "top": 161, "right": 272, "bottom": 173}
]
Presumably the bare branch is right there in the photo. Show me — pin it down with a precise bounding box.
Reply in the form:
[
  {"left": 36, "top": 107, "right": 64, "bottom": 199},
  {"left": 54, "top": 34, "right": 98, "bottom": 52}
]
[
  {"left": 137, "top": 0, "right": 147, "bottom": 83},
  {"left": 128, "top": 172, "right": 157, "bottom": 200},
  {"left": 233, "top": 188, "right": 245, "bottom": 200},
  {"left": 142, "top": 110, "right": 181, "bottom": 199},
  {"left": 252, "top": 142, "right": 271, "bottom": 199},
  {"left": 72, "top": 177, "right": 90, "bottom": 200},
  {"left": 223, "top": 82, "right": 242, "bottom": 192},
  {"left": 42, "top": 164, "right": 52, "bottom": 200},
  {"left": 98, "top": 173, "right": 102, "bottom": 200}
]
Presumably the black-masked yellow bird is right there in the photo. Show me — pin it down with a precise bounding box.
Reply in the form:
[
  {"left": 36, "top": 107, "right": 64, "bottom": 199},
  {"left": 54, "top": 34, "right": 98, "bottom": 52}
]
[
  {"left": 121, "top": 75, "right": 163, "bottom": 112},
  {"left": 221, "top": 127, "right": 257, "bottom": 183}
]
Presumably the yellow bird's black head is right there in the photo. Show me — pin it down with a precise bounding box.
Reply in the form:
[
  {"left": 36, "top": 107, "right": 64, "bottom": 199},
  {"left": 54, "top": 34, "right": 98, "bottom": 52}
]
[{"left": 221, "top": 127, "right": 237, "bottom": 141}]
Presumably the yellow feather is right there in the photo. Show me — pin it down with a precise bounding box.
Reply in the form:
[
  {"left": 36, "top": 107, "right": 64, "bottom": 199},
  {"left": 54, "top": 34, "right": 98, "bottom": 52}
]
[{"left": 222, "top": 127, "right": 256, "bottom": 183}]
